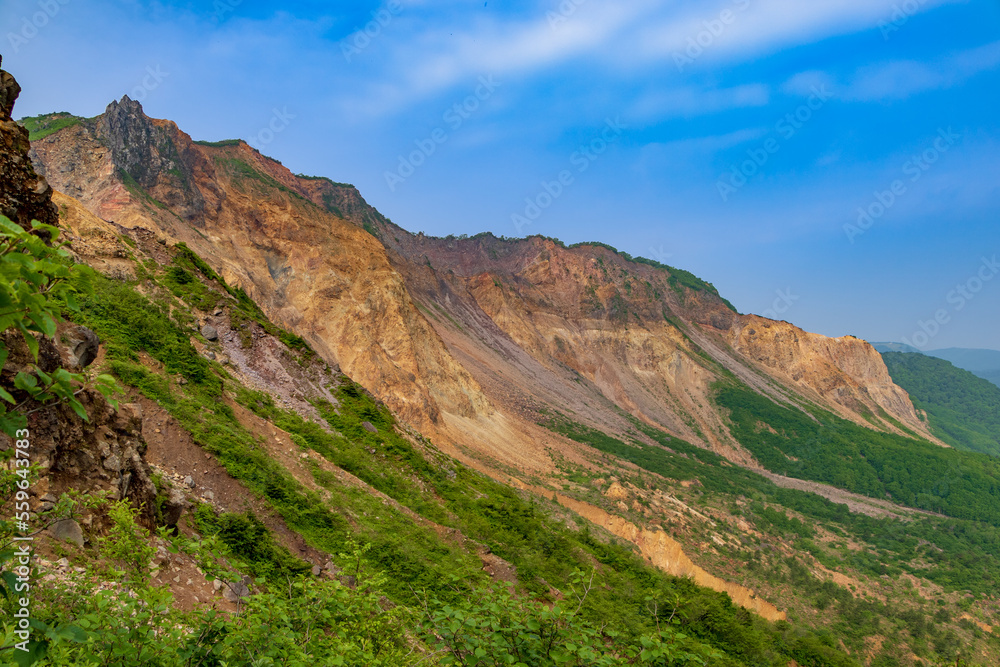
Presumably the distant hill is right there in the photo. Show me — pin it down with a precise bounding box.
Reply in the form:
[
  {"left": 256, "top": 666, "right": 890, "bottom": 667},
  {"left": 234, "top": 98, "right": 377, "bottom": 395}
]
[
  {"left": 927, "top": 348, "right": 1000, "bottom": 388},
  {"left": 928, "top": 347, "right": 1000, "bottom": 371},
  {"left": 872, "top": 344, "right": 1000, "bottom": 389},
  {"left": 871, "top": 342, "right": 921, "bottom": 354},
  {"left": 881, "top": 351, "right": 1000, "bottom": 456}
]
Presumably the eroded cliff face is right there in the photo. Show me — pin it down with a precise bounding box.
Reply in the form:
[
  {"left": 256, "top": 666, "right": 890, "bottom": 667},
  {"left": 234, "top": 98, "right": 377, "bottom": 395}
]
[
  {"left": 30, "top": 97, "right": 934, "bottom": 459},
  {"left": 728, "top": 316, "right": 932, "bottom": 437},
  {"left": 377, "top": 230, "right": 940, "bottom": 456},
  {"left": 30, "top": 99, "right": 491, "bottom": 436}
]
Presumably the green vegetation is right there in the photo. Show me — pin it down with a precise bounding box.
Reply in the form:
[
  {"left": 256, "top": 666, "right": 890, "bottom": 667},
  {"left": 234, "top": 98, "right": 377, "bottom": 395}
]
[
  {"left": 295, "top": 173, "right": 356, "bottom": 188},
  {"left": 715, "top": 384, "right": 1000, "bottom": 525},
  {"left": 213, "top": 155, "right": 305, "bottom": 202},
  {"left": 3, "top": 213, "right": 993, "bottom": 664},
  {"left": 543, "top": 408, "right": 1000, "bottom": 665},
  {"left": 882, "top": 351, "right": 1000, "bottom": 456},
  {"left": 192, "top": 138, "right": 242, "bottom": 147},
  {"left": 17, "top": 113, "right": 83, "bottom": 141},
  {"left": 562, "top": 241, "right": 737, "bottom": 312}
]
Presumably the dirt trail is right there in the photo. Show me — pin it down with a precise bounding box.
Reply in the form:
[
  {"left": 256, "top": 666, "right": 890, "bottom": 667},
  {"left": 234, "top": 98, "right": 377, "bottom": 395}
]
[{"left": 758, "top": 471, "right": 945, "bottom": 520}]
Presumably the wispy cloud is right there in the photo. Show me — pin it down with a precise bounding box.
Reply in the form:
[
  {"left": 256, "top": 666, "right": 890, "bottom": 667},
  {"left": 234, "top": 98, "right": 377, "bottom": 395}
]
[
  {"left": 630, "top": 84, "right": 770, "bottom": 120},
  {"left": 339, "top": 0, "right": 964, "bottom": 117},
  {"left": 845, "top": 40, "right": 1000, "bottom": 101}
]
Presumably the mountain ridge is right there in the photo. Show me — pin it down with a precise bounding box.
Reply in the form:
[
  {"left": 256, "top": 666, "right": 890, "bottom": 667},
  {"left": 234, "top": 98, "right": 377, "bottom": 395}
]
[{"left": 26, "top": 95, "right": 945, "bottom": 470}]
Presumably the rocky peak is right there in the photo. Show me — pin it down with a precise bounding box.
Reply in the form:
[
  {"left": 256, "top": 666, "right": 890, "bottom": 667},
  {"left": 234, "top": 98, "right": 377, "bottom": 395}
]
[
  {"left": 98, "top": 94, "right": 205, "bottom": 219},
  {"left": 100, "top": 95, "right": 162, "bottom": 188},
  {"left": 0, "top": 59, "right": 57, "bottom": 229}
]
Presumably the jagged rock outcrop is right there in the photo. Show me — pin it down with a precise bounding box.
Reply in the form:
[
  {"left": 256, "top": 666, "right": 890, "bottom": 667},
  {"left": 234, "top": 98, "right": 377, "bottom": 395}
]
[
  {"left": 0, "top": 57, "right": 58, "bottom": 230},
  {"left": 1, "top": 329, "right": 158, "bottom": 526},
  {"left": 31, "top": 108, "right": 493, "bottom": 436}
]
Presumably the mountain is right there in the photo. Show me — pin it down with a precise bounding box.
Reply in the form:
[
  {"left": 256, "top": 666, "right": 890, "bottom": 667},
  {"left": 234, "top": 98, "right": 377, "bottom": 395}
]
[
  {"left": 871, "top": 342, "right": 922, "bottom": 354},
  {"left": 27, "top": 97, "right": 939, "bottom": 460},
  {"left": 872, "top": 344, "right": 1000, "bottom": 389},
  {"left": 6, "top": 80, "right": 1000, "bottom": 666},
  {"left": 882, "top": 351, "right": 1000, "bottom": 457},
  {"left": 927, "top": 348, "right": 1000, "bottom": 389}
]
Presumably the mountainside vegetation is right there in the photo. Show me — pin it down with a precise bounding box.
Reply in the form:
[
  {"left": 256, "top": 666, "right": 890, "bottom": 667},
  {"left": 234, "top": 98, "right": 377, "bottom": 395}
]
[
  {"left": 881, "top": 351, "right": 1000, "bottom": 457},
  {"left": 925, "top": 348, "right": 1000, "bottom": 390},
  {"left": 16, "top": 112, "right": 84, "bottom": 141}
]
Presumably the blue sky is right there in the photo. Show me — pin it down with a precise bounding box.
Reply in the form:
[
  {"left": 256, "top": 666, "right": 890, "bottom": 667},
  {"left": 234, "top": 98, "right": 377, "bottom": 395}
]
[{"left": 3, "top": 0, "right": 998, "bottom": 350}]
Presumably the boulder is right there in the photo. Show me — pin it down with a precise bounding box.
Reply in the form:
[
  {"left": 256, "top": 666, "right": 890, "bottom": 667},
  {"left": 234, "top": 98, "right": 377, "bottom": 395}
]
[
  {"left": 161, "top": 488, "right": 189, "bottom": 527},
  {"left": 48, "top": 518, "right": 84, "bottom": 547},
  {"left": 361, "top": 421, "right": 378, "bottom": 434},
  {"left": 201, "top": 324, "right": 219, "bottom": 341},
  {"left": 62, "top": 325, "right": 101, "bottom": 369},
  {"left": 223, "top": 578, "right": 251, "bottom": 602}
]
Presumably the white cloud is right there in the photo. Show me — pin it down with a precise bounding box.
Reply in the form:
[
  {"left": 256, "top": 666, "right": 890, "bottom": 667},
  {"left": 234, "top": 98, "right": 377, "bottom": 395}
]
[
  {"left": 343, "top": 0, "right": 965, "bottom": 117},
  {"left": 845, "top": 40, "right": 1000, "bottom": 100}
]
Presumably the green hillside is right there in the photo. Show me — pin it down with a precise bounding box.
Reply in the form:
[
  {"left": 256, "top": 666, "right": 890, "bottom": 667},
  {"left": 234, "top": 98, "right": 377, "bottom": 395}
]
[{"left": 882, "top": 351, "right": 1000, "bottom": 457}]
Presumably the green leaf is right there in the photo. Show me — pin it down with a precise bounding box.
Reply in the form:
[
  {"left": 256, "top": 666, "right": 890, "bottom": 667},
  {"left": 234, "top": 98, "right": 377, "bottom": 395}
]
[
  {"left": 69, "top": 400, "right": 89, "bottom": 421},
  {"left": 0, "top": 216, "right": 24, "bottom": 234},
  {"left": 50, "top": 623, "right": 90, "bottom": 643},
  {"left": 16, "top": 322, "right": 39, "bottom": 360},
  {"left": 29, "top": 222, "right": 60, "bottom": 241},
  {"left": 0, "top": 570, "right": 18, "bottom": 598},
  {"left": 11, "top": 639, "right": 48, "bottom": 667},
  {"left": 14, "top": 372, "right": 37, "bottom": 391}
]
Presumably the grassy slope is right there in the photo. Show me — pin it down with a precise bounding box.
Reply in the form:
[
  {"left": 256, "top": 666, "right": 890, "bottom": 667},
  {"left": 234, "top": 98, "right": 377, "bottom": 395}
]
[
  {"left": 17, "top": 112, "right": 84, "bottom": 141},
  {"left": 539, "top": 406, "right": 1000, "bottom": 664}
]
